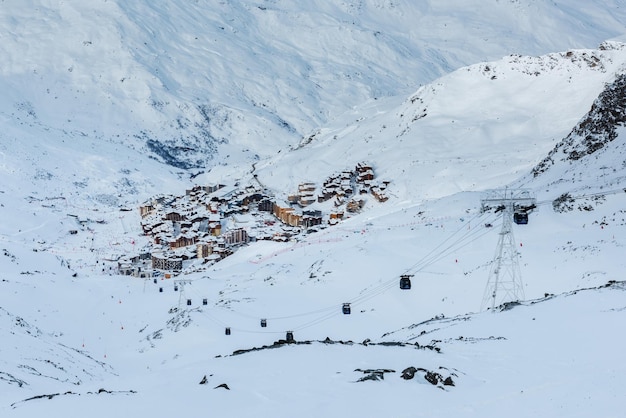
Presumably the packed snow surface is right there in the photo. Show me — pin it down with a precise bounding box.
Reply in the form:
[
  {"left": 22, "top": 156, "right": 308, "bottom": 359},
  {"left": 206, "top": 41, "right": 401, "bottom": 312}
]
[{"left": 1, "top": 1, "right": 626, "bottom": 417}]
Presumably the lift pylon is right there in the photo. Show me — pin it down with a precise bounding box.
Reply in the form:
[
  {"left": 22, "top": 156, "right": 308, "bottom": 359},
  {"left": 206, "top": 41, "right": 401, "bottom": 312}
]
[
  {"left": 480, "top": 189, "right": 535, "bottom": 311},
  {"left": 174, "top": 279, "right": 192, "bottom": 309}
]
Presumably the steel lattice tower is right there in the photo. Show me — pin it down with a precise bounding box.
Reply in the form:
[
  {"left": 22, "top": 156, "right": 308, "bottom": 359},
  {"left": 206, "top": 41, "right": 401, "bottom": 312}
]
[
  {"left": 174, "top": 279, "right": 191, "bottom": 309},
  {"left": 480, "top": 189, "right": 535, "bottom": 311}
]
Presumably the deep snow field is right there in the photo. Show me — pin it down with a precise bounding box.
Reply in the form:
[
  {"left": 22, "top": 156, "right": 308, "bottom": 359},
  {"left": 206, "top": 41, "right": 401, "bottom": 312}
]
[
  {"left": 1, "top": 181, "right": 625, "bottom": 417},
  {"left": 1, "top": 1, "right": 626, "bottom": 417}
]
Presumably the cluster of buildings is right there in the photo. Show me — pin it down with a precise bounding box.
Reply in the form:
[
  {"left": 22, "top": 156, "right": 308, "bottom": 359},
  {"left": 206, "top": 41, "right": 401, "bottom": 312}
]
[
  {"left": 117, "top": 162, "right": 389, "bottom": 277},
  {"left": 317, "top": 161, "right": 389, "bottom": 205},
  {"left": 134, "top": 184, "right": 257, "bottom": 273}
]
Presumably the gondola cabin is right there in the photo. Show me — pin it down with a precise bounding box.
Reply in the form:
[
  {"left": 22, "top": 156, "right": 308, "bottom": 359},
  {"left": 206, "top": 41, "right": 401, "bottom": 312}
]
[
  {"left": 225, "top": 327, "right": 231, "bottom": 335},
  {"left": 260, "top": 318, "right": 267, "bottom": 327},
  {"left": 399, "top": 274, "right": 412, "bottom": 290},
  {"left": 202, "top": 298, "right": 208, "bottom": 306},
  {"left": 187, "top": 299, "right": 192, "bottom": 306},
  {"left": 285, "top": 331, "right": 294, "bottom": 342},
  {"left": 342, "top": 303, "right": 351, "bottom": 315},
  {"left": 513, "top": 212, "right": 529, "bottom": 225}
]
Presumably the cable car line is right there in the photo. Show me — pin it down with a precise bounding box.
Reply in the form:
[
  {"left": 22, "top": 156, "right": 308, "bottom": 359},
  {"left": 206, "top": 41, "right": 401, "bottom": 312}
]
[
  {"left": 346, "top": 222, "right": 494, "bottom": 309},
  {"left": 344, "top": 212, "right": 496, "bottom": 307},
  {"left": 171, "top": 185, "right": 611, "bottom": 336},
  {"left": 403, "top": 211, "right": 488, "bottom": 275},
  {"left": 301, "top": 212, "right": 495, "bottom": 329},
  {"left": 410, "top": 214, "right": 498, "bottom": 274},
  {"left": 289, "top": 215, "right": 498, "bottom": 331},
  {"left": 184, "top": 273, "right": 341, "bottom": 321},
  {"left": 164, "top": 210, "right": 502, "bottom": 337}
]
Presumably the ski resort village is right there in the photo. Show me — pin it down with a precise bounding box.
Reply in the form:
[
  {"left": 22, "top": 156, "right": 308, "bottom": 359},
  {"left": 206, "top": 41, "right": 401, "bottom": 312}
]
[
  {"left": 118, "top": 162, "right": 389, "bottom": 277},
  {"left": 3, "top": 1, "right": 626, "bottom": 417}
]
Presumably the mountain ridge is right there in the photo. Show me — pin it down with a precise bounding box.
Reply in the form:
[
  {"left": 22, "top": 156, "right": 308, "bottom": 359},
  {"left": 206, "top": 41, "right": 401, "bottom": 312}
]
[
  {"left": 1, "top": 2, "right": 626, "bottom": 416},
  {"left": 3, "top": 0, "right": 626, "bottom": 171}
]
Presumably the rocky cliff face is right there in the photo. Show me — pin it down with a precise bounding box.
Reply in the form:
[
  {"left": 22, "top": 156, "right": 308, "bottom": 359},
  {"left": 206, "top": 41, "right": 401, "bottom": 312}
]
[{"left": 533, "top": 70, "right": 626, "bottom": 177}]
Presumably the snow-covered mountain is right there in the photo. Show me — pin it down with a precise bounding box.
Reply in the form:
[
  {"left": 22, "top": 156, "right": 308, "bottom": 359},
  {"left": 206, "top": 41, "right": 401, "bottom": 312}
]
[
  {"left": 252, "top": 41, "right": 626, "bottom": 200},
  {"left": 1, "top": 1, "right": 626, "bottom": 417},
  {"left": 3, "top": 0, "right": 626, "bottom": 171}
]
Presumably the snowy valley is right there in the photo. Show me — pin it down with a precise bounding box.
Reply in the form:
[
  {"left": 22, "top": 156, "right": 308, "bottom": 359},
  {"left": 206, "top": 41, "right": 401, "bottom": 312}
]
[{"left": 1, "top": 1, "right": 626, "bottom": 417}]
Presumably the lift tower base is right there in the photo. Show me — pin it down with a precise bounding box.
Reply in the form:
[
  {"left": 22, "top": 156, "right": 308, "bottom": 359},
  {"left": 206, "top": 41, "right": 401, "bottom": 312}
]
[{"left": 480, "top": 189, "right": 536, "bottom": 311}]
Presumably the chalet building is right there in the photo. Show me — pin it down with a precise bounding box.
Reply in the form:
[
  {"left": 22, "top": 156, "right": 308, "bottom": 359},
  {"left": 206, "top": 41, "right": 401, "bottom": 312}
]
[
  {"left": 165, "top": 210, "right": 184, "bottom": 222},
  {"left": 272, "top": 232, "right": 289, "bottom": 242},
  {"left": 126, "top": 252, "right": 151, "bottom": 263},
  {"left": 118, "top": 265, "right": 154, "bottom": 278},
  {"left": 284, "top": 182, "right": 318, "bottom": 207},
  {"left": 210, "top": 185, "right": 239, "bottom": 203},
  {"left": 273, "top": 204, "right": 302, "bottom": 227},
  {"left": 299, "top": 196, "right": 316, "bottom": 207},
  {"left": 298, "top": 182, "right": 316, "bottom": 193},
  {"left": 302, "top": 214, "right": 323, "bottom": 229},
  {"left": 197, "top": 242, "right": 214, "bottom": 259},
  {"left": 206, "top": 202, "right": 220, "bottom": 213},
  {"left": 298, "top": 183, "right": 316, "bottom": 204},
  {"left": 189, "top": 214, "right": 209, "bottom": 227},
  {"left": 356, "top": 162, "right": 374, "bottom": 176},
  {"left": 371, "top": 186, "right": 389, "bottom": 202},
  {"left": 205, "top": 184, "right": 225, "bottom": 193},
  {"left": 209, "top": 223, "right": 222, "bottom": 236},
  {"left": 223, "top": 203, "right": 244, "bottom": 216},
  {"left": 347, "top": 198, "right": 365, "bottom": 213},
  {"left": 222, "top": 228, "right": 249, "bottom": 245},
  {"left": 151, "top": 220, "right": 174, "bottom": 239},
  {"left": 187, "top": 184, "right": 225, "bottom": 195},
  {"left": 141, "top": 214, "right": 164, "bottom": 235},
  {"left": 258, "top": 199, "right": 274, "bottom": 212},
  {"left": 287, "top": 212, "right": 301, "bottom": 227},
  {"left": 185, "top": 186, "right": 204, "bottom": 202},
  {"left": 172, "top": 245, "right": 197, "bottom": 261},
  {"left": 273, "top": 204, "right": 293, "bottom": 220},
  {"left": 357, "top": 168, "right": 374, "bottom": 182},
  {"left": 318, "top": 190, "right": 334, "bottom": 203},
  {"left": 169, "top": 233, "right": 197, "bottom": 249},
  {"left": 218, "top": 247, "right": 233, "bottom": 259},
  {"left": 186, "top": 186, "right": 200, "bottom": 196},
  {"left": 203, "top": 252, "right": 223, "bottom": 263},
  {"left": 139, "top": 204, "right": 155, "bottom": 218},
  {"left": 151, "top": 252, "right": 183, "bottom": 271},
  {"left": 241, "top": 193, "right": 265, "bottom": 206}
]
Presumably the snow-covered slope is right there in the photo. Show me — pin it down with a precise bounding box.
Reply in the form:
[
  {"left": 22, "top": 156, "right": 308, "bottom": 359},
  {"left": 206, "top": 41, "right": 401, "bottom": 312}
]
[
  {"left": 2, "top": 1, "right": 626, "bottom": 417},
  {"left": 2, "top": 0, "right": 626, "bottom": 171},
  {"left": 253, "top": 41, "right": 626, "bottom": 201},
  {"left": 530, "top": 65, "right": 626, "bottom": 197}
]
